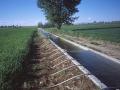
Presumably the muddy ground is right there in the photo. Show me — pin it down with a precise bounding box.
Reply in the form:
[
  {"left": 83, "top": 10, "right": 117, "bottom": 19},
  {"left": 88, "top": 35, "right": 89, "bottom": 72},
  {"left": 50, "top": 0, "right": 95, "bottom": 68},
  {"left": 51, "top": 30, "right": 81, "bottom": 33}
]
[
  {"left": 62, "top": 35, "right": 120, "bottom": 60},
  {"left": 13, "top": 34, "right": 100, "bottom": 90}
]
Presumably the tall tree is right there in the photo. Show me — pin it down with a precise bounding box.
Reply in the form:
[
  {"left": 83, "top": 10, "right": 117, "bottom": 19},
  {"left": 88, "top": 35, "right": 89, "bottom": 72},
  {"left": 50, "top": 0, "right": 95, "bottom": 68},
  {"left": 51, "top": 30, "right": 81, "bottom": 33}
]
[
  {"left": 37, "top": 0, "right": 81, "bottom": 29},
  {"left": 38, "top": 22, "right": 43, "bottom": 28}
]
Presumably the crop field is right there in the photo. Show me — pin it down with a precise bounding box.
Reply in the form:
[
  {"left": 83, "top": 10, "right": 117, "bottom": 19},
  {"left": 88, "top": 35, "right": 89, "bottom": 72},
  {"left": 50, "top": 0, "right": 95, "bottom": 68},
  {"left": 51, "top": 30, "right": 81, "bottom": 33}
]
[
  {"left": 46, "top": 23, "right": 120, "bottom": 43},
  {"left": 0, "top": 27, "right": 35, "bottom": 89}
]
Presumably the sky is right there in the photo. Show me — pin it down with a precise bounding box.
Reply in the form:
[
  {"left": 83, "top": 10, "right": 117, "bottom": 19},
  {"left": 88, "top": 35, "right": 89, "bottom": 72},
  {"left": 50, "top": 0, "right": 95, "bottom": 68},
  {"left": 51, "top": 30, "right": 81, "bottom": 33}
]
[{"left": 0, "top": 0, "right": 120, "bottom": 26}]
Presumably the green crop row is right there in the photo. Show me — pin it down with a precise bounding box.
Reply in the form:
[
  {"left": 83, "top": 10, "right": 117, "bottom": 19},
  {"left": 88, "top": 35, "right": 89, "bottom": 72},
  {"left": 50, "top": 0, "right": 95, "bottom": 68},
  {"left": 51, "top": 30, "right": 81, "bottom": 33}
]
[
  {"left": 46, "top": 24, "right": 120, "bottom": 43},
  {"left": 0, "top": 27, "right": 36, "bottom": 90}
]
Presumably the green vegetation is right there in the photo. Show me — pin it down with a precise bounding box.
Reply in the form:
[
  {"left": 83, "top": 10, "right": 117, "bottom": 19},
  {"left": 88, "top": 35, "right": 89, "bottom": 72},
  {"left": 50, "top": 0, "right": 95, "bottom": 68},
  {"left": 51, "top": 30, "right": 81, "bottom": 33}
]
[
  {"left": 0, "top": 27, "right": 35, "bottom": 90},
  {"left": 46, "top": 23, "right": 120, "bottom": 43},
  {"left": 37, "top": 0, "right": 81, "bottom": 29}
]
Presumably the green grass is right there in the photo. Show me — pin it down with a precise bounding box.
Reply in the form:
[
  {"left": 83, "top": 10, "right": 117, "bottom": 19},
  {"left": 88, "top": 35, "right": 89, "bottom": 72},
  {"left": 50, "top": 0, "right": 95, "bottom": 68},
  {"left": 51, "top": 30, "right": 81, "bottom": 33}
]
[
  {"left": 46, "top": 23, "right": 120, "bottom": 43},
  {"left": 0, "top": 27, "right": 35, "bottom": 89},
  {"left": 63, "top": 23, "right": 120, "bottom": 30}
]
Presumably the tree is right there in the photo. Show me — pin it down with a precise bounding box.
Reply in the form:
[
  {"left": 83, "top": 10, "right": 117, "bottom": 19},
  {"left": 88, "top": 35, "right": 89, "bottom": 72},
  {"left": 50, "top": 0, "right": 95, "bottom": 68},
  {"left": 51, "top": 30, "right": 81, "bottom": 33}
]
[
  {"left": 43, "top": 22, "right": 54, "bottom": 28},
  {"left": 38, "top": 22, "right": 44, "bottom": 28},
  {"left": 37, "top": 0, "right": 81, "bottom": 29}
]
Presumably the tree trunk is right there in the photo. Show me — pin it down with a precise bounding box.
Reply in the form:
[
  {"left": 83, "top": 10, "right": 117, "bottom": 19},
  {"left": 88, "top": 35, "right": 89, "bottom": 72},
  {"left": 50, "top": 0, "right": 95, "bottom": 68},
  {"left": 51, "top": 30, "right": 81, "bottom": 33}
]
[{"left": 56, "top": 23, "right": 62, "bottom": 30}]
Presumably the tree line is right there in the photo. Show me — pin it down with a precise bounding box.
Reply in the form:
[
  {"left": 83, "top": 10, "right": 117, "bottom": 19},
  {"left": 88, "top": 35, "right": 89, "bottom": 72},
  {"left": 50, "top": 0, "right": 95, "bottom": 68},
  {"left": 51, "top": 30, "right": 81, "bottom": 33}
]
[{"left": 0, "top": 25, "right": 22, "bottom": 28}]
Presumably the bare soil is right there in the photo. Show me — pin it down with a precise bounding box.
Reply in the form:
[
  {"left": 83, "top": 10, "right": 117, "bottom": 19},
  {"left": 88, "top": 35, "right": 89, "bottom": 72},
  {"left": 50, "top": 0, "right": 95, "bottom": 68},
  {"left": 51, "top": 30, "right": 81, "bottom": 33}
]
[
  {"left": 14, "top": 35, "right": 100, "bottom": 90},
  {"left": 63, "top": 35, "right": 120, "bottom": 60}
]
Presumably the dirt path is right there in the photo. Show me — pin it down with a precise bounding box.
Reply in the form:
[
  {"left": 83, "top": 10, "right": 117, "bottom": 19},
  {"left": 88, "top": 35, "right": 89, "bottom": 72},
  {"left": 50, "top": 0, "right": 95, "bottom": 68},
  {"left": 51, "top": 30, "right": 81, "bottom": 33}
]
[
  {"left": 62, "top": 35, "right": 120, "bottom": 60},
  {"left": 14, "top": 35, "right": 99, "bottom": 90}
]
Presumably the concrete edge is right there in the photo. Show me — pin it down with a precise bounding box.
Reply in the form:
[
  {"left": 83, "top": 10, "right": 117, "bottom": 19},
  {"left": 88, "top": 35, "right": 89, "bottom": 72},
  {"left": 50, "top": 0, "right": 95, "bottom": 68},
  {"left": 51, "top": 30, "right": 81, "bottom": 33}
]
[
  {"left": 49, "top": 39, "right": 107, "bottom": 89},
  {"left": 39, "top": 28, "right": 120, "bottom": 65},
  {"left": 60, "top": 37, "right": 120, "bottom": 64}
]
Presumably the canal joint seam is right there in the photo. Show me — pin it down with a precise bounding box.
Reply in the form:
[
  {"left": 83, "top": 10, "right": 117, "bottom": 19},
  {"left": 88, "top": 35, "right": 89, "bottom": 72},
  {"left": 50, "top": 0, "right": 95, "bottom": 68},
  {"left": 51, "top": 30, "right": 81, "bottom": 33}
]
[
  {"left": 50, "top": 64, "right": 82, "bottom": 76},
  {"left": 47, "top": 73, "right": 90, "bottom": 89}
]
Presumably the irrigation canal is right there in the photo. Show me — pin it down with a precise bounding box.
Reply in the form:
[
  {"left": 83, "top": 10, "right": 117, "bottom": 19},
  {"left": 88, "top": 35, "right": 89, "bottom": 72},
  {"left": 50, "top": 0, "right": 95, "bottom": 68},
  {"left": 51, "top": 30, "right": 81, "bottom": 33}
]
[{"left": 39, "top": 28, "right": 120, "bottom": 89}]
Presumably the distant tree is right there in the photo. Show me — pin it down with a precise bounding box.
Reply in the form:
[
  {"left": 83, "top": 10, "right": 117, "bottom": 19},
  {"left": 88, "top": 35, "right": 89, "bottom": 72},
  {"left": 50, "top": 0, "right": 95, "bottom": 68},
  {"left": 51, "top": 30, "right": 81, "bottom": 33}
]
[
  {"left": 43, "top": 22, "right": 55, "bottom": 28},
  {"left": 38, "top": 22, "right": 44, "bottom": 28},
  {"left": 93, "top": 21, "right": 97, "bottom": 24},
  {"left": 112, "top": 21, "right": 120, "bottom": 24},
  {"left": 0, "top": 26, "right": 3, "bottom": 28},
  {"left": 12, "top": 25, "right": 15, "bottom": 28},
  {"left": 37, "top": 0, "right": 81, "bottom": 29}
]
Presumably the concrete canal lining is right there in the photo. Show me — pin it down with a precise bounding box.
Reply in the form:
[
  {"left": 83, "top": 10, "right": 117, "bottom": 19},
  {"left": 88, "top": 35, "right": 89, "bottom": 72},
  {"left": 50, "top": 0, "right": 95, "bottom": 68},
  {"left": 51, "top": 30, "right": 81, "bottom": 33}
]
[{"left": 39, "top": 28, "right": 120, "bottom": 89}]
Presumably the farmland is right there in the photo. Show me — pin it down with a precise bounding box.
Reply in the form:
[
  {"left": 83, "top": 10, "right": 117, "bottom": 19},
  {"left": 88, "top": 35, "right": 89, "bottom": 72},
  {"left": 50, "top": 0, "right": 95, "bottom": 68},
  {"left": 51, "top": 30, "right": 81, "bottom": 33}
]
[
  {"left": 45, "top": 23, "right": 120, "bottom": 59},
  {"left": 46, "top": 23, "right": 120, "bottom": 43},
  {"left": 0, "top": 27, "right": 35, "bottom": 89},
  {"left": 0, "top": 27, "right": 100, "bottom": 89},
  {"left": 0, "top": 24, "right": 119, "bottom": 89}
]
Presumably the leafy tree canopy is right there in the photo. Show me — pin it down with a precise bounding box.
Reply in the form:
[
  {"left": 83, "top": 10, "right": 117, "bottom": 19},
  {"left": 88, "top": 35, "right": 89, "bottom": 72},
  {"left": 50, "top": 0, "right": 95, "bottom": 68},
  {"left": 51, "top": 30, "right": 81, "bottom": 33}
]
[{"left": 37, "top": 0, "right": 81, "bottom": 29}]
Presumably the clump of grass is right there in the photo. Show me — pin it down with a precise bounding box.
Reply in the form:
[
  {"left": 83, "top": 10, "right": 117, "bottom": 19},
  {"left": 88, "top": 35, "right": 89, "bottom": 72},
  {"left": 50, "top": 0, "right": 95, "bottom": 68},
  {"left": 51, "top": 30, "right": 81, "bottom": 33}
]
[{"left": 0, "top": 27, "right": 36, "bottom": 90}]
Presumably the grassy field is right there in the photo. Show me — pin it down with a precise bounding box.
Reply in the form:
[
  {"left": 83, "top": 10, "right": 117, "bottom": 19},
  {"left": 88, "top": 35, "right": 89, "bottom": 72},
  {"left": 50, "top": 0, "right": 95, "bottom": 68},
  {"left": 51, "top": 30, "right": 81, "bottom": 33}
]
[
  {"left": 0, "top": 27, "right": 35, "bottom": 89},
  {"left": 46, "top": 23, "right": 120, "bottom": 43}
]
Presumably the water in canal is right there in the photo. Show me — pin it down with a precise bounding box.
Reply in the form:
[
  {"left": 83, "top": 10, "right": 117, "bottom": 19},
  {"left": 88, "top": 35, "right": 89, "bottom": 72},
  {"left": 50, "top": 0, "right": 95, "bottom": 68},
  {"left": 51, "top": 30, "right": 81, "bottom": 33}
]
[
  {"left": 68, "top": 50, "right": 120, "bottom": 88},
  {"left": 41, "top": 30, "right": 120, "bottom": 89}
]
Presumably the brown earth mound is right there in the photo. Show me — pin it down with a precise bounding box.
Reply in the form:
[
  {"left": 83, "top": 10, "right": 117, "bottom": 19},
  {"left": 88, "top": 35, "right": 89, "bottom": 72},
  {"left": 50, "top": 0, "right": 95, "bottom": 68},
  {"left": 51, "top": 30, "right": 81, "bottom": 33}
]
[{"left": 14, "top": 35, "right": 99, "bottom": 90}]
